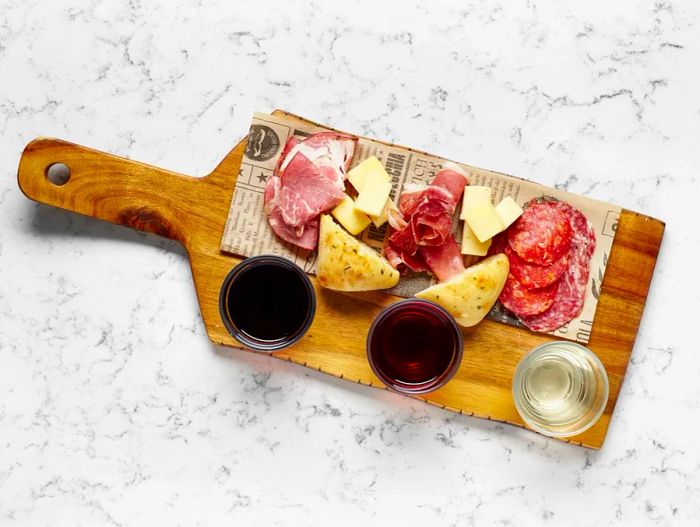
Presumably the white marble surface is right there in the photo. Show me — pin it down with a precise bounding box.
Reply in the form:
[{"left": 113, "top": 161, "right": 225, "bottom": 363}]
[{"left": 1, "top": 0, "right": 698, "bottom": 524}]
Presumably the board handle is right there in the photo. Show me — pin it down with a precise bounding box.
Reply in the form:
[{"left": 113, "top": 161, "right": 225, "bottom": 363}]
[{"left": 17, "top": 137, "right": 204, "bottom": 245}]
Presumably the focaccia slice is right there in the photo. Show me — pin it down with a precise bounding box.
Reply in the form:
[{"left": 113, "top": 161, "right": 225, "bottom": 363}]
[
  {"left": 415, "top": 254, "right": 509, "bottom": 327},
  {"left": 317, "top": 215, "right": 399, "bottom": 291}
]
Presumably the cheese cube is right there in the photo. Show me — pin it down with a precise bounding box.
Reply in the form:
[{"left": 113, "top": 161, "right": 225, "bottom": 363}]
[
  {"left": 495, "top": 196, "right": 523, "bottom": 229},
  {"left": 355, "top": 177, "right": 392, "bottom": 217},
  {"left": 348, "top": 156, "right": 390, "bottom": 192},
  {"left": 331, "top": 195, "right": 372, "bottom": 235},
  {"left": 368, "top": 198, "right": 395, "bottom": 228},
  {"left": 464, "top": 202, "right": 505, "bottom": 243},
  {"left": 461, "top": 222, "right": 492, "bottom": 256},
  {"left": 460, "top": 186, "right": 493, "bottom": 220}
]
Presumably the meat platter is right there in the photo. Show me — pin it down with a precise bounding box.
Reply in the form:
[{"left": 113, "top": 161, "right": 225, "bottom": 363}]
[{"left": 17, "top": 110, "right": 664, "bottom": 448}]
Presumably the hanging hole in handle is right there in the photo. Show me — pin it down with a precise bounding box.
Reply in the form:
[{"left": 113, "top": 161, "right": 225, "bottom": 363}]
[{"left": 45, "top": 162, "right": 71, "bottom": 186}]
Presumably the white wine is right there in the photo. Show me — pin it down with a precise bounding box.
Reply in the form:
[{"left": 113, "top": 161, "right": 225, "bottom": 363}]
[{"left": 513, "top": 342, "right": 608, "bottom": 437}]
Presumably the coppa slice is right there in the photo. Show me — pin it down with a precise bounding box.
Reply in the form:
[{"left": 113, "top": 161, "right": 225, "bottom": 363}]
[
  {"left": 317, "top": 215, "right": 399, "bottom": 291},
  {"left": 507, "top": 200, "right": 572, "bottom": 266},
  {"left": 520, "top": 203, "right": 596, "bottom": 332},
  {"left": 506, "top": 245, "right": 570, "bottom": 289},
  {"left": 499, "top": 274, "right": 558, "bottom": 317},
  {"left": 416, "top": 254, "right": 509, "bottom": 327}
]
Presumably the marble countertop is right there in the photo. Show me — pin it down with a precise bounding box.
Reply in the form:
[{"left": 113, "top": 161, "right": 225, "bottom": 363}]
[{"left": 1, "top": 0, "right": 698, "bottom": 525}]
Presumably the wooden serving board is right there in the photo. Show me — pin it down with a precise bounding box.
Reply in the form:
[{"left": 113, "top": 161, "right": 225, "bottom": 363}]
[{"left": 17, "top": 111, "right": 664, "bottom": 449}]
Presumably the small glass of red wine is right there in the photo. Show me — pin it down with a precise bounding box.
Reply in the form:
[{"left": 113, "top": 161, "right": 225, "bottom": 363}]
[
  {"left": 366, "top": 299, "right": 464, "bottom": 395},
  {"left": 219, "top": 255, "right": 316, "bottom": 352}
]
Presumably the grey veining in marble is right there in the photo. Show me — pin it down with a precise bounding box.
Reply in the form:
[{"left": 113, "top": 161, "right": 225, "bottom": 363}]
[{"left": 1, "top": 0, "right": 699, "bottom": 525}]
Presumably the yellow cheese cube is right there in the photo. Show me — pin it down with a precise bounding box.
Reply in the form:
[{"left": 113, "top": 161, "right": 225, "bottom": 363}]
[
  {"left": 461, "top": 222, "right": 492, "bottom": 256},
  {"left": 495, "top": 196, "right": 523, "bottom": 229},
  {"left": 331, "top": 195, "right": 372, "bottom": 235},
  {"left": 348, "top": 156, "right": 390, "bottom": 192},
  {"left": 355, "top": 177, "right": 392, "bottom": 217},
  {"left": 464, "top": 202, "right": 505, "bottom": 243},
  {"left": 460, "top": 186, "right": 493, "bottom": 220},
  {"left": 368, "top": 198, "right": 395, "bottom": 228}
]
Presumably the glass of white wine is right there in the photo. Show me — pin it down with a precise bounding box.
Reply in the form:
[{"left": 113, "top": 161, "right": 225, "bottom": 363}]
[{"left": 512, "top": 341, "right": 609, "bottom": 438}]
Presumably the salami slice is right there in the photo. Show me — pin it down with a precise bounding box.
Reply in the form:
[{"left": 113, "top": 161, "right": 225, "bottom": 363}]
[
  {"left": 507, "top": 200, "right": 572, "bottom": 265},
  {"left": 506, "top": 245, "right": 570, "bottom": 289},
  {"left": 499, "top": 274, "right": 559, "bottom": 317},
  {"left": 519, "top": 203, "right": 596, "bottom": 332}
]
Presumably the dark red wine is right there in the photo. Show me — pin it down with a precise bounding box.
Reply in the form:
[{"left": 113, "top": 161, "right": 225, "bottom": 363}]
[
  {"left": 219, "top": 256, "right": 315, "bottom": 351},
  {"left": 367, "top": 300, "right": 463, "bottom": 394}
]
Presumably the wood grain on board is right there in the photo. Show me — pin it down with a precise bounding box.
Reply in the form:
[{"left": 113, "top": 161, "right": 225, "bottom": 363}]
[{"left": 17, "top": 111, "right": 664, "bottom": 448}]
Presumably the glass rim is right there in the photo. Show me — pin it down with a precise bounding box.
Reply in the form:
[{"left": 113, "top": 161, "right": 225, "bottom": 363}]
[
  {"left": 366, "top": 298, "right": 464, "bottom": 395},
  {"left": 218, "top": 255, "right": 316, "bottom": 352},
  {"left": 512, "top": 340, "right": 609, "bottom": 438}
]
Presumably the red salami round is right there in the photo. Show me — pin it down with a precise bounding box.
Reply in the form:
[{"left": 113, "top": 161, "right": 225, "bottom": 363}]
[
  {"left": 507, "top": 201, "right": 572, "bottom": 265},
  {"left": 506, "top": 245, "right": 570, "bottom": 289},
  {"left": 519, "top": 203, "right": 596, "bottom": 332},
  {"left": 499, "top": 274, "right": 559, "bottom": 317}
]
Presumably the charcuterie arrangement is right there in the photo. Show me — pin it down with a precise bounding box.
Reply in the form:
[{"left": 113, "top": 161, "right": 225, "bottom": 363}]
[
  {"left": 17, "top": 108, "right": 664, "bottom": 447},
  {"left": 252, "top": 125, "right": 596, "bottom": 335}
]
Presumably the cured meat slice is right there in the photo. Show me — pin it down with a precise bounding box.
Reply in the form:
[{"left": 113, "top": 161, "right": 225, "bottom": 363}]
[
  {"left": 408, "top": 170, "right": 468, "bottom": 247},
  {"left": 499, "top": 274, "right": 559, "bottom": 317},
  {"left": 383, "top": 166, "right": 467, "bottom": 278},
  {"left": 387, "top": 207, "right": 408, "bottom": 231},
  {"left": 274, "top": 136, "right": 300, "bottom": 176},
  {"left": 278, "top": 152, "right": 345, "bottom": 229},
  {"left": 419, "top": 233, "right": 465, "bottom": 281},
  {"left": 398, "top": 184, "right": 428, "bottom": 217},
  {"left": 410, "top": 197, "right": 455, "bottom": 247},
  {"left": 384, "top": 225, "right": 428, "bottom": 274},
  {"left": 387, "top": 223, "right": 418, "bottom": 255},
  {"left": 277, "top": 131, "right": 357, "bottom": 190},
  {"left": 507, "top": 200, "right": 572, "bottom": 265},
  {"left": 520, "top": 204, "right": 596, "bottom": 332},
  {"left": 264, "top": 131, "right": 358, "bottom": 250},
  {"left": 383, "top": 244, "right": 429, "bottom": 275},
  {"left": 431, "top": 165, "right": 470, "bottom": 203},
  {"left": 264, "top": 177, "right": 319, "bottom": 250},
  {"left": 506, "top": 245, "right": 570, "bottom": 289}
]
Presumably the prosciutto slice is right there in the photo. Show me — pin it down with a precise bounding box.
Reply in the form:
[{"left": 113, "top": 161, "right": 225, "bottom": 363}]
[
  {"left": 418, "top": 234, "right": 465, "bottom": 281},
  {"left": 383, "top": 166, "right": 469, "bottom": 280},
  {"left": 398, "top": 184, "right": 429, "bottom": 217},
  {"left": 384, "top": 225, "right": 429, "bottom": 274},
  {"left": 264, "top": 132, "right": 357, "bottom": 250},
  {"left": 410, "top": 195, "right": 455, "bottom": 247}
]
